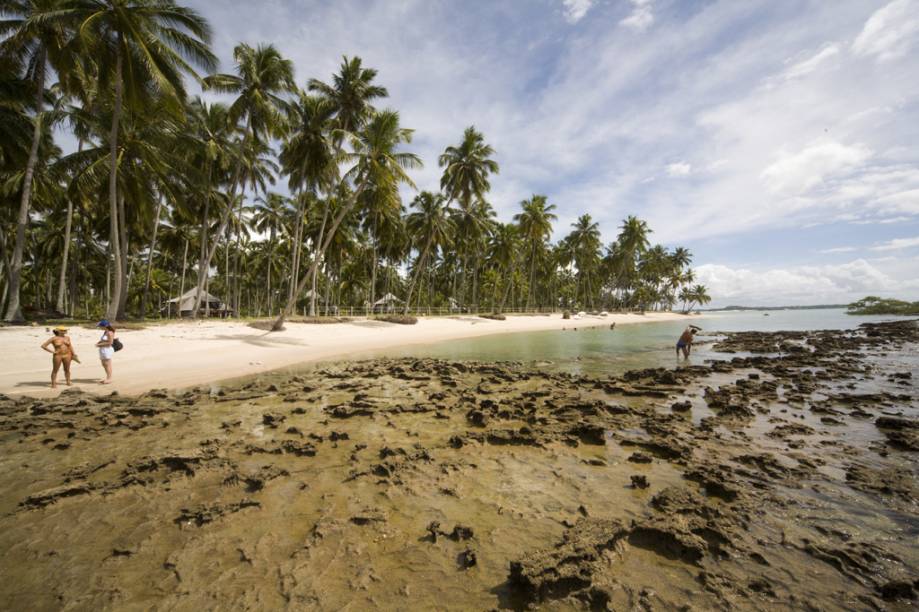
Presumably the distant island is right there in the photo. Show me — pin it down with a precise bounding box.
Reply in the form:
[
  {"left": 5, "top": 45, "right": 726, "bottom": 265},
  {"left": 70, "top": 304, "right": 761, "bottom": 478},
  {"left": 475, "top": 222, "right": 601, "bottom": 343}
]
[
  {"left": 704, "top": 304, "right": 847, "bottom": 311},
  {"left": 847, "top": 296, "right": 919, "bottom": 316}
]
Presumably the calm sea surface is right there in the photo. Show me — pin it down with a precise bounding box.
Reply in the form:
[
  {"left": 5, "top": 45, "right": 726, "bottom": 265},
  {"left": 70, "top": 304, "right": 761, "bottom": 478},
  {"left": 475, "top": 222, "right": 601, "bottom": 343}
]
[{"left": 351, "top": 308, "right": 910, "bottom": 377}]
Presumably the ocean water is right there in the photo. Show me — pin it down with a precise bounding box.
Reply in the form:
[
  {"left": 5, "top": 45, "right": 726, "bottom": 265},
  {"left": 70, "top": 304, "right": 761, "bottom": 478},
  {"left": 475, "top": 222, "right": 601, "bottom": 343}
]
[{"left": 357, "top": 308, "right": 909, "bottom": 377}]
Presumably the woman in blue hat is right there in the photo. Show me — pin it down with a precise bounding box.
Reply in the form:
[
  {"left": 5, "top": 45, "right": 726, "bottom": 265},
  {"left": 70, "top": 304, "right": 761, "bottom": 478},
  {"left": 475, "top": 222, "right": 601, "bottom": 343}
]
[{"left": 95, "top": 320, "right": 117, "bottom": 384}]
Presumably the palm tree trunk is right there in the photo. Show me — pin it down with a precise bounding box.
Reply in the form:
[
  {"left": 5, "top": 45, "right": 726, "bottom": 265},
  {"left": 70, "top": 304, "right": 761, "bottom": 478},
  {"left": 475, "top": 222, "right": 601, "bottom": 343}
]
[
  {"left": 274, "top": 184, "right": 366, "bottom": 331},
  {"left": 192, "top": 182, "right": 237, "bottom": 319},
  {"left": 117, "top": 191, "right": 129, "bottom": 318},
  {"left": 289, "top": 193, "right": 305, "bottom": 304},
  {"left": 499, "top": 265, "right": 515, "bottom": 313},
  {"left": 526, "top": 242, "right": 537, "bottom": 312},
  {"left": 178, "top": 238, "right": 189, "bottom": 318},
  {"left": 55, "top": 138, "right": 81, "bottom": 315},
  {"left": 105, "top": 44, "right": 124, "bottom": 322},
  {"left": 139, "top": 196, "right": 163, "bottom": 319},
  {"left": 370, "top": 217, "right": 378, "bottom": 310},
  {"left": 309, "top": 200, "right": 329, "bottom": 317},
  {"left": 267, "top": 226, "right": 275, "bottom": 314},
  {"left": 404, "top": 235, "right": 433, "bottom": 315},
  {"left": 4, "top": 54, "right": 45, "bottom": 323}
]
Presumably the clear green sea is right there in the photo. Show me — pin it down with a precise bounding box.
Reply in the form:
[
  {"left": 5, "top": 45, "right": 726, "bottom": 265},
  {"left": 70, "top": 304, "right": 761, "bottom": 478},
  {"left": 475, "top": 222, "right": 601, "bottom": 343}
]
[{"left": 354, "top": 308, "right": 910, "bottom": 377}]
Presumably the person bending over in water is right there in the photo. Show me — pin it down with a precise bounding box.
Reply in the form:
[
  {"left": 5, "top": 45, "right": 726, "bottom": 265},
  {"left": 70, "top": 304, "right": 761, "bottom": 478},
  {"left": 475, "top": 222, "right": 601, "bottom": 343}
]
[
  {"left": 41, "top": 326, "right": 79, "bottom": 389},
  {"left": 95, "top": 320, "right": 116, "bottom": 384},
  {"left": 676, "top": 325, "right": 700, "bottom": 359}
]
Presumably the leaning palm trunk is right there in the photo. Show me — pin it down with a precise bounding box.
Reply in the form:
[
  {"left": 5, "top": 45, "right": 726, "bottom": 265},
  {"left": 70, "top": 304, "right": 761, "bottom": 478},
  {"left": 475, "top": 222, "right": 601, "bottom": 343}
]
[
  {"left": 498, "top": 265, "right": 515, "bottom": 313},
  {"left": 192, "top": 175, "right": 239, "bottom": 320},
  {"left": 104, "top": 46, "right": 124, "bottom": 322},
  {"left": 4, "top": 56, "right": 45, "bottom": 323},
  {"left": 139, "top": 197, "right": 163, "bottom": 319},
  {"left": 309, "top": 201, "right": 330, "bottom": 317},
  {"left": 403, "top": 235, "right": 434, "bottom": 316},
  {"left": 55, "top": 140, "right": 80, "bottom": 315},
  {"left": 116, "top": 192, "right": 129, "bottom": 318},
  {"left": 273, "top": 184, "right": 366, "bottom": 331},
  {"left": 176, "top": 238, "right": 188, "bottom": 317}
]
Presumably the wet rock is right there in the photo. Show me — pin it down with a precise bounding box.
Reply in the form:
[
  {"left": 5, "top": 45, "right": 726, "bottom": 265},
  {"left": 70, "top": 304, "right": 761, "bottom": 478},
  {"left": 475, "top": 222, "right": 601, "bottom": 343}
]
[
  {"left": 458, "top": 548, "right": 477, "bottom": 569},
  {"left": 628, "top": 452, "right": 653, "bottom": 464},
  {"left": 174, "top": 499, "right": 260, "bottom": 527},
  {"left": 508, "top": 518, "right": 629, "bottom": 603},
  {"left": 671, "top": 401, "right": 692, "bottom": 413},
  {"left": 630, "top": 475, "right": 650, "bottom": 489}
]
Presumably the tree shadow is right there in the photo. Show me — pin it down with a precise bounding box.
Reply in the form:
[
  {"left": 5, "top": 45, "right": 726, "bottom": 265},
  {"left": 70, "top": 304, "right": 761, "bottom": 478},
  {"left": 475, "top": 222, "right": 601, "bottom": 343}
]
[
  {"left": 203, "top": 333, "right": 308, "bottom": 347},
  {"left": 15, "top": 378, "right": 99, "bottom": 388}
]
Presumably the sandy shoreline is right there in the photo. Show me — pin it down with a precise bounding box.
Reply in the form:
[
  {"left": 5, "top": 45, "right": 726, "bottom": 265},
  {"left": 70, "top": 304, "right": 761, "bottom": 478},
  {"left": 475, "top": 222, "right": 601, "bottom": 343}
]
[{"left": 0, "top": 312, "right": 691, "bottom": 398}]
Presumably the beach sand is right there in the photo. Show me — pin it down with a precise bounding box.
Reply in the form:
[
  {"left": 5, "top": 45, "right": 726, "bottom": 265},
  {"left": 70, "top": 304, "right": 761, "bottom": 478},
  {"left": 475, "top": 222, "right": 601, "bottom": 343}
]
[{"left": 0, "top": 312, "right": 687, "bottom": 398}]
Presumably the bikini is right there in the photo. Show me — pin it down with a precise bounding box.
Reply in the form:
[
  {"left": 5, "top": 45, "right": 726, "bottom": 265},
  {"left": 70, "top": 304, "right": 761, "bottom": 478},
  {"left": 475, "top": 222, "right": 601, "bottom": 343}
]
[{"left": 99, "top": 331, "right": 115, "bottom": 360}]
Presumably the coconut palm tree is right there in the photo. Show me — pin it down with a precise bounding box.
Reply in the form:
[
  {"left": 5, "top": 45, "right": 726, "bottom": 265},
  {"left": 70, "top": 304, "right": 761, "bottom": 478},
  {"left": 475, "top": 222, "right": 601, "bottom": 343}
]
[
  {"left": 513, "top": 194, "right": 556, "bottom": 311},
  {"left": 64, "top": 0, "right": 216, "bottom": 321},
  {"left": 252, "top": 192, "right": 289, "bottom": 314},
  {"left": 403, "top": 192, "right": 452, "bottom": 314},
  {"left": 274, "top": 109, "right": 420, "bottom": 330},
  {"left": 566, "top": 214, "right": 602, "bottom": 309},
  {"left": 0, "top": 0, "right": 72, "bottom": 321},
  {"left": 438, "top": 126, "right": 499, "bottom": 308},
  {"left": 308, "top": 55, "right": 387, "bottom": 137},
  {"left": 486, "top": 222, "right": 519, "bottom": 313}
]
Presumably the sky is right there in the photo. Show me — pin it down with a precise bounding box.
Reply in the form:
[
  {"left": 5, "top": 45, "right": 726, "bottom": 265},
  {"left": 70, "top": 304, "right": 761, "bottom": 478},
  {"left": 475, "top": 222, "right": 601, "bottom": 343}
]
[{"left": 184, "top": 0, "right": 919, "bottom": 307}]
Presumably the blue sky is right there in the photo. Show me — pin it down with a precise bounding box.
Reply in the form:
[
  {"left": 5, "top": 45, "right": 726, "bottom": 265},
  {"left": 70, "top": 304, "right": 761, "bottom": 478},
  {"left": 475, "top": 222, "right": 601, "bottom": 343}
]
[{"left": 186, "top": 0, "right": 919, "bottom": 306}]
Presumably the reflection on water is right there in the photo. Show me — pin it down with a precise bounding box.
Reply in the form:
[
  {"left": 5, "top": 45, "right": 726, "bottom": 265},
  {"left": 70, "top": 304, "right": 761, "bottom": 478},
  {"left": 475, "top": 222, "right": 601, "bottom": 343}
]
[{"left": 349, "top": 308, "right": 906, "bottom": 377}]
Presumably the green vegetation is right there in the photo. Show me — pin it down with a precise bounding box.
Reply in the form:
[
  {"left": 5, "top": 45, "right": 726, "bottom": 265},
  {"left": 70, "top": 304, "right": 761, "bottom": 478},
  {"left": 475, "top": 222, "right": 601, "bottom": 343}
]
[
  {"left": 847, "top": 297, "right": 919, "bottom": 316},
  {"left": 0, "top": 0, "right": 707, "bottom": 325}
]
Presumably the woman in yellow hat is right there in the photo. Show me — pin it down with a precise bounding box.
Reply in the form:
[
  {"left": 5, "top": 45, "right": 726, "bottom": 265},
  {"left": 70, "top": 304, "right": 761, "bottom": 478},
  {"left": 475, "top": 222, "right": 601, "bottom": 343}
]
[{"left": 41, "top": 327, "right": 79, "bottom": 389}]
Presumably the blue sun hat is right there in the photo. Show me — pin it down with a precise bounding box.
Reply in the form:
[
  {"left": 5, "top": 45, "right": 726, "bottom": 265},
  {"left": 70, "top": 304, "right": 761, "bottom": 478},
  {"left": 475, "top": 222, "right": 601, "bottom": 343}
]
[{"left": 97, "top": 319, "right": 111, "bottom": 327}]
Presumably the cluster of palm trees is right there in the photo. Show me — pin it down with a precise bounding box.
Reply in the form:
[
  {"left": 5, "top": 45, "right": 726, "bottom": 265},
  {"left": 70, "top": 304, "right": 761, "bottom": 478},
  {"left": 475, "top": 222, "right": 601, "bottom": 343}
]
[{"left": 1, "top": 0, "right": 709, "bottom": 327}]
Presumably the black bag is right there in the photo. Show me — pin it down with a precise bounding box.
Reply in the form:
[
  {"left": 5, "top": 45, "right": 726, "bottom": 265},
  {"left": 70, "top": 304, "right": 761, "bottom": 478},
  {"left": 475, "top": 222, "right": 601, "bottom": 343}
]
[{"left": 112, "top": 338, "right": 124, "bottom": 352}]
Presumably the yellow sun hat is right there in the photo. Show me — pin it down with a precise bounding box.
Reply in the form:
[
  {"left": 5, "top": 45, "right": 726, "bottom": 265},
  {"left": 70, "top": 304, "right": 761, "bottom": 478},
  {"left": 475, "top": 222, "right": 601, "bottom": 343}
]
[{"left": 53, "top": 326, "right": 68, "bottom": 333}]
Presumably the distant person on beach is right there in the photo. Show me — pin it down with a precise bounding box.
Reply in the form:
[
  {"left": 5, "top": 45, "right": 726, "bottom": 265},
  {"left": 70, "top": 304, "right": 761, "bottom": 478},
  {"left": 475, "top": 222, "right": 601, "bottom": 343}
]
[
  {"left": 95, "top": 320, "right": 116, "bottom": 384},
  {"left": 676, "top": 325, "right": 700, "bottom": 359},
  {"left": 41, "top": 327, "right": 79, "bottom": 389}
]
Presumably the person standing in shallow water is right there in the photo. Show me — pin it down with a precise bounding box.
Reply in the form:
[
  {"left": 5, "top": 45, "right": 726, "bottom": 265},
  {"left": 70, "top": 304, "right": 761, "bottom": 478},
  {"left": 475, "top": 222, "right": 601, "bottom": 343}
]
[
  {"left": 676, "top": 325, "right": 700, "bottom": 359},
  {"left": 95, "top": 320, "right": 116, "bottom": 384},
  {"left": 41, "top": 327, "right": 79, "bottom": 389}
]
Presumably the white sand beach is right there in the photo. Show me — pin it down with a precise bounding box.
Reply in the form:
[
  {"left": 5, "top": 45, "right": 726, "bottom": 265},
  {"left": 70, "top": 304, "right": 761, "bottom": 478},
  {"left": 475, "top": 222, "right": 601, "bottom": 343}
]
[{"left": 0, "top": 312, "right": 690, "bottom": 398}]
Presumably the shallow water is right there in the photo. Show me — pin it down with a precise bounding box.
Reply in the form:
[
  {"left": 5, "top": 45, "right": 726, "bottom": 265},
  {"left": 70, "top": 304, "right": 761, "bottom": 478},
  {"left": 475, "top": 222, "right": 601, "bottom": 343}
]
[{"left": 345, "top": 308, "right": 906, "bottom": 377}]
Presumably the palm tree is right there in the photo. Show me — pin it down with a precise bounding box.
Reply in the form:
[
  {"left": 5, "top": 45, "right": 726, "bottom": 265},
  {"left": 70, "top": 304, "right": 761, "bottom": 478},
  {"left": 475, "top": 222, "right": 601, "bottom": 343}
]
[
  {"left": 403, "top": 192, "right": 452, "bottom": 314},
  {"left": 439, "top": 126, "right": 499, "bottom": 210},
  {"left": 308, "top": 56, "right": 387, "bottom": 137},
  {"left": 684, "top": 284, "right": 711, "bottom": 312},
  {"left": 0, "top": 0, "right": 71, "bottom": 321},
  {"left": 252, "top": 192, "right": 289, "bottom": 314},
  {"left": 567, "top": 214, "right": 602, "bottom": 309},
  {"left": 438, "top": 126, "right": 499, "bottom": 308},
  {"left": 486, "top": 222, "right": 519, "bottom": 313},
  {"left": 201, "top": 42, "right": 293, "bottom": 317},
  {"left": 279, "top": 93, "right": 337, "bottom": 309},
  {"left": 513, "top": 194, "right": 556, "bottom": 311},
  {"left": 274, "top": 109, "right": 420, "bottom": 329},
  {"left": 65, "top": 0, "right": 216, "bottom": 321}
]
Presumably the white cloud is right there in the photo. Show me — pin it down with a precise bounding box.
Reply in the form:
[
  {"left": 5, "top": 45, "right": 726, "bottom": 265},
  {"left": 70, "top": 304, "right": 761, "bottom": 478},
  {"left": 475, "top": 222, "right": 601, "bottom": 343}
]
[
  {"left": 819, "top": 246, "right": 857, "bottom": 254},
  {"left": 760, "top": 141, "right": 872, "bottom": 195},
  {"left": 852, "top": 0, "right": 919, "bottom": 62},
  {"left": 666, "top": 161, "right": 692, "bottom": 177},
  {"left": 870, "top": 236, "right": 919, "bottom": 251},
  {"left": 695, "top": 259, "right": 914, "bottom": 305},
  {"left": 782, "top": 43, "right": 840, "bottom": 80},
  {"left": 562, "top": 0, "right": 595, "bottom": 24},
  {"left": 620, "top": 0, "right": 654, "bottom": 32}
]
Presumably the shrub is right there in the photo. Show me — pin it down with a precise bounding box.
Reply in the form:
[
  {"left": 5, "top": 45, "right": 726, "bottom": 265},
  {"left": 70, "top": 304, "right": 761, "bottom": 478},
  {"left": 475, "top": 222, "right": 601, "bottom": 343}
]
[{"left": 562, "top": 310, "right": 571, "bottom": 320}]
